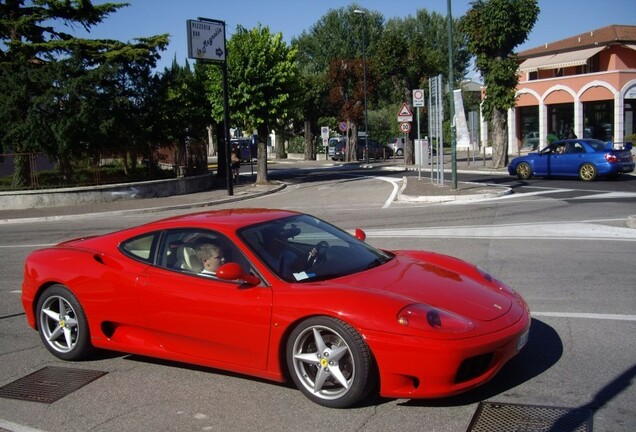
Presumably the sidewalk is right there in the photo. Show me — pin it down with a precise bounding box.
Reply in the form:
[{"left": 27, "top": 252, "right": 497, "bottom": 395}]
[
  {"left": 0, "top": 182, "right": 286, "bottom": 224},
  {"left": 0, "top": 156, "right": 513, "bottom": 224}
]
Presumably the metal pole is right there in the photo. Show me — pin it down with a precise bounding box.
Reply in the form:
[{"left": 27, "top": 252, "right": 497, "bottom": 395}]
[
  {"left": 221, "top": 25, "right": 233, "bottom": 196},
  {"left": 354, "top": 9, "right": 369, "bottom": 163},
  {"left": 447, "top": 0, "right": 457, "bottom": 190},
  {"left": 417, "top": 106, "right": 421, "bottom": 179}
]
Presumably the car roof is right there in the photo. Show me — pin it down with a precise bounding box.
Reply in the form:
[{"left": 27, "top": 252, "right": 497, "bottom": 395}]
[{"left": 146, "top": 208, "right": 300, "bottom": 230}]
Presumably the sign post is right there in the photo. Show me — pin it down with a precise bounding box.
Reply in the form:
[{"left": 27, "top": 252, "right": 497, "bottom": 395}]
[
  {"left": 413, "top": 89, "right": 425, "bottom": 178},
  {"left": 321, "top": 126, "right": 330, "bottom": 157},
  {"left": 187, "top": 18, "right": 232, "bottom": 195}
]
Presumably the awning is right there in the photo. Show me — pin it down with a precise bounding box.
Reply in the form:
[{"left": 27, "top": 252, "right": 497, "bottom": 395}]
[
  {"left": 518, "top": 53, "right": 555, "bottom": 72},
  {"left": 519, "top": 46, "right": 604, "bottom": 72}
]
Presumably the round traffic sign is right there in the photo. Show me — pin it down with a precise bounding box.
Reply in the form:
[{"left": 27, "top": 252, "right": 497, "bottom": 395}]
[
  {"left": 400, "top": 122, "right": 411, "bottom": 133},
  {"left": 339, "top": 122, "right": 348, "bottom": 132}
]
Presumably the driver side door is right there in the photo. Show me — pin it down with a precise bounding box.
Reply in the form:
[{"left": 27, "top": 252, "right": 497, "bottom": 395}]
[{"left": 136, "top": 228, "right": 272, "bottom": 370}]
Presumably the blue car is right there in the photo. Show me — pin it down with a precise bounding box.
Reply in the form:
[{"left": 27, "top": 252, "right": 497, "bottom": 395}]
[{"left": 508, "top": 139, "right": 634, "bottom": 181}]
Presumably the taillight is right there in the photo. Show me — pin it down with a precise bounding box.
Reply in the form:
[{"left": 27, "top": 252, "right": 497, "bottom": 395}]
[{"left": 605, "top": 153, "right": 618, "bottom": 163}]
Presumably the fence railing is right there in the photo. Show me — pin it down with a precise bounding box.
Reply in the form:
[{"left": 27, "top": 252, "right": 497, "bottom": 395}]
[{"left": 0, "top": 143, "right": 210, "bottom": 190}]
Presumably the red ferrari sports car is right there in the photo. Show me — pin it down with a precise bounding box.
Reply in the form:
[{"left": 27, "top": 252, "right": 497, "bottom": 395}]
[{"left": 22, "top": 209, "right": 530, "bottom": 408}]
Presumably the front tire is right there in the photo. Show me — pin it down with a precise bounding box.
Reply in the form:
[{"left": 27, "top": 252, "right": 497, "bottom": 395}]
[
  {"left": 516, "top": 162, "right": 533, "bottom": 180},
  {"left": 36, "top": 284, "right": 93, "bottom": 361},
  {"left": 579, "top": 163, "right": 597, "bottom": 181},
  {"left": 286, "top": 316, "right": 375, "bottom": 408}
]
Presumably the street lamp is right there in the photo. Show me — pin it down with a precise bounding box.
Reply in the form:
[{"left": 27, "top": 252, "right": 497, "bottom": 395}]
[{"left": 354, "top": 9, "right": 369, "bottom": 163}]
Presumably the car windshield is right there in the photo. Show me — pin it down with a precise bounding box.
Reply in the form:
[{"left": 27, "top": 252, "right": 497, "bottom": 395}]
[{"left": 238, "top": 214, "right": 392, "bottom": 283}]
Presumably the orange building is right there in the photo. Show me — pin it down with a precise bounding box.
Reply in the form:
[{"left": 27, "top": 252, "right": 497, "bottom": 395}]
[{"left": 508, "top": 25, "right": 636, "bottom": 152}]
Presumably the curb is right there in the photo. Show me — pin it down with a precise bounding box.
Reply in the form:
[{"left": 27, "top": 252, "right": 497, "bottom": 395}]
[{"left": 396, "top": 178, "right": 512, "bottom": 203}]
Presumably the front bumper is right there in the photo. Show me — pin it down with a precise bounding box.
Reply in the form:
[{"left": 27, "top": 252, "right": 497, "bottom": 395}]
[{"left": 364, "top": 310, "right": 531, "bottom": 399}]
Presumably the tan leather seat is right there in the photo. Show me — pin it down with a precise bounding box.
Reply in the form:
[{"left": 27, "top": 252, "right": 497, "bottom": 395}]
[{"left": 177, "top": 245, "right": 203, "bottom": 272}]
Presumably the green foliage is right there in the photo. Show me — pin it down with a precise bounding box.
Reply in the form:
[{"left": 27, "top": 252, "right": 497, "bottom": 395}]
[
  {"left": 460, "top": 0, "right": 539, "bottom": 167},
  {"left": 461, "top": 0, "right": 539, "bottom": 119},
  {"left": 205, "top": 25, "right": 300, "bottom": 132},
  {"left": 0, "top": 0, "right": 169, "bottom": 186},
  {"left": 205, "top": 24, "right": 300, "bottom": 182}
]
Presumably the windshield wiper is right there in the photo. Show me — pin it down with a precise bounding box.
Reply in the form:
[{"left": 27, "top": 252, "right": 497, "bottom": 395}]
[{"left": 365, "top": 256, "right": 391, "bottom": 270}]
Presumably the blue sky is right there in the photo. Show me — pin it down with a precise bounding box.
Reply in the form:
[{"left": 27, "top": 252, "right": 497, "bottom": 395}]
[{"left": 76, "top": 0, "right": 634, "bottom": 75}]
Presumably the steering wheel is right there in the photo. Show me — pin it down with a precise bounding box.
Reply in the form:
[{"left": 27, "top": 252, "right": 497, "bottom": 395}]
[{"left": 306, "top": 241, "right": 329, "bottom": 270}]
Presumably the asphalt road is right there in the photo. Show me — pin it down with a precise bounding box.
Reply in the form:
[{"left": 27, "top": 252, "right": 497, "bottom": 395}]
[{"left": 0, "top": 164, "right": 634, "bottom": 432}]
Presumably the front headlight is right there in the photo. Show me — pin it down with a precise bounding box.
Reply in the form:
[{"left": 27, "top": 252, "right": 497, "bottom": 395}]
[{"left": 397, "top": 304, "right": 474, "bottom": 333}]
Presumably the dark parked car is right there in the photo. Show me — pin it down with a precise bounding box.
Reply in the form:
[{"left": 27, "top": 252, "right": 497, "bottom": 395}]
[
  {"left": 359, "top": 138, "right": 393, "bottom": 160},
  {"left": 508, "top": 139, "right": 634, "bottom": 181},
  {"left": 230, "top": 138, "right": 257, "bottom": 162},
  {"left": 328, "top": 137, "right": 346, "bottom": 161},
  {"left": 329, "top": 138, "right": 393, "bottom": 161}
]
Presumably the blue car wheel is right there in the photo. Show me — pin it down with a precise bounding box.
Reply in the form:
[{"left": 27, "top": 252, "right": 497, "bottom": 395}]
[
  {"left": 578, "top": 163, "right": 597, "bottom": 181},
  {"left": 516, "top": 162, "right": 533, "bottom": 180}
]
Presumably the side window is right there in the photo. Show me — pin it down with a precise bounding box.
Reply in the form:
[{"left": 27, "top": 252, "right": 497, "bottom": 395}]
[
  {"left": 120, "top": 233, "right": 157, "bottom": 263},
  {"left": 157, "top": 229, "right": 252, "bottom": 278}
]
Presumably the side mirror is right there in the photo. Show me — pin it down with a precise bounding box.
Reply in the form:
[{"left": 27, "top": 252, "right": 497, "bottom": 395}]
[
  {"left": 216, "top": 262, "right": 260, "bottom": 286},
  {"left": 354, "top": 228, "right": 366, "bottom": 241}
]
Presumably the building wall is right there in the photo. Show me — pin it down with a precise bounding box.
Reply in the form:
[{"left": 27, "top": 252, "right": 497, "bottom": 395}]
[{"left": 508, "top": 45, "right": 636, "bottom": 152}]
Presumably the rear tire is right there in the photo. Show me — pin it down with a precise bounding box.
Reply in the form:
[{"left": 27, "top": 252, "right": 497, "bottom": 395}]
[
  {"left": 578, "top": 163, "right": 597, "bottom": 181},
  {"left": 36, "top": 284, "right": 93, "bottom": 361}
]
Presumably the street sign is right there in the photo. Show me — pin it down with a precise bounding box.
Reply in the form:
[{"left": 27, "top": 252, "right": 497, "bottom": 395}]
[
  {"left": 339, "top": 122, "right": 348, "bottom": 132},
  {"left": 397, "top": 103, "right": 413, "bottom": 122},
  {"left": 413, "top": 89, "right": 425, "bottom": 107},
  {"left": 187, "top": 19, "right": 226, "bottom": 61},
  {"left": 400, "top": 122, "right": 411, "bottom": 133},
  {"left": 321, "top": 126, "right": 330, "bottom": 139}
]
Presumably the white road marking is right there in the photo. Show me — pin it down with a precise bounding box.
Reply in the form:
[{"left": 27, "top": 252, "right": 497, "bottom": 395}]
[
  {"left": 365, "top": 221, "right": 636, "bottom": 241},
  {"left": 0, "top": 419, "right": 47, "bottom": 432},
  {"left": 532, "top": 312, "right": 636, "bottom": 321},
  {"left": 568, "top": 191, "right": 636, "bottom": 200}
]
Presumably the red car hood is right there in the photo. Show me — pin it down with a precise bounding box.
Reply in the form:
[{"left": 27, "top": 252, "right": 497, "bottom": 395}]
[{"left": 339, "top": 251, "right": 512, "bottom": 322}]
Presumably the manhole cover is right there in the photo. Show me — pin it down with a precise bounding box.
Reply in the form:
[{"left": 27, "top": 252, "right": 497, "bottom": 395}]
[
  {"left": 0, "top": 366, "right": 107, "bottom": 404},
  {"left": 467, "top": 402, "right": 593, "bottom": 432}
]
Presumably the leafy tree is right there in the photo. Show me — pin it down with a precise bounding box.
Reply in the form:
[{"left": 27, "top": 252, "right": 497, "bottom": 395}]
[
  {"left": 205, "top": 24, "right": 299, "bottom": 184},
  {"left": 152, "top": 59, "right": 212, "bottom": 174},
  {"left": 461, "top": 0, "right": 539, "bottom": 168},
  {"left": 0, "top": 0, "right": 168, "bottom": 186},
  {"left": 376, "top": 10, "right": 470, "bottom": 164},
  {"left": 293, "top": 5, "right": 384, "bottom": 162}
]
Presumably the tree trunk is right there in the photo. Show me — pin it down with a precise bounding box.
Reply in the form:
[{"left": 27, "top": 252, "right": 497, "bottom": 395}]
[
  {"left": 207, "top": 125, "right": 216, "bottom": 156},
  {"left": 275, "top": 133, "right": 286, "bottom": 159},
  {"left": 12, "top": 154, "right": 31, "bottom": 188},
  {"left": 491, "top": 108, "right": 508, "bottom": 168},
  {"left": 347, "top": 121, "right": 358, "bottom": 162},
  {"left": 304, "top": 119, "right": 314, "bottom": 161},
  {"left": 256, "top": 125, "right": 269, "bottom": 184}
]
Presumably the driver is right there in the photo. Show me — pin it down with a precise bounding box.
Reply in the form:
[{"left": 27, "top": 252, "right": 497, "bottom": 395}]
[{"left": 196, "top": 242, "right": 225, "bottom": 276}]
